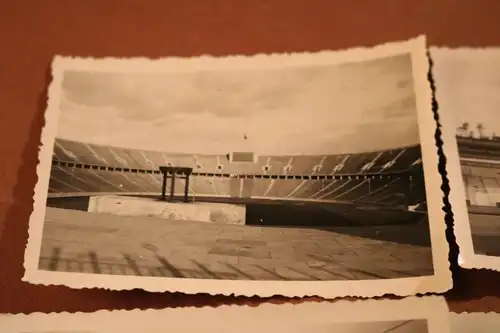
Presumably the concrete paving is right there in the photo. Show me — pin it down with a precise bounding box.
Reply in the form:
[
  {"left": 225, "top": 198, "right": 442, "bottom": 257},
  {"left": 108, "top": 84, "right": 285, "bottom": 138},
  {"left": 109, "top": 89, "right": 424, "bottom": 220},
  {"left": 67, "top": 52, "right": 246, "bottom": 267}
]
[{"left": 38, "top": 207, "right": 434, "bottom": 281}]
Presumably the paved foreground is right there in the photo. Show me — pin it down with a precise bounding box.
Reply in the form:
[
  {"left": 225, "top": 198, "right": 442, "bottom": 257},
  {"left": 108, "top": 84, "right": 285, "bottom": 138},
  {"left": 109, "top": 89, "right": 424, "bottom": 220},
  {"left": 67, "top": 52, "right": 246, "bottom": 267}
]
[{"left": 38, "top": 207, "right": 434, "bottom": 281}]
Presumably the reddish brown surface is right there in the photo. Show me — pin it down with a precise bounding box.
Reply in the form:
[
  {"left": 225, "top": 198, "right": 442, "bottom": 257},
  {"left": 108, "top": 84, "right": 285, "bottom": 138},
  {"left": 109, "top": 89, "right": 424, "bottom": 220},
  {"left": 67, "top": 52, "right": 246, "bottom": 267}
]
[{"left": 1, "top": 0, "right": 500, "bottom": 314}]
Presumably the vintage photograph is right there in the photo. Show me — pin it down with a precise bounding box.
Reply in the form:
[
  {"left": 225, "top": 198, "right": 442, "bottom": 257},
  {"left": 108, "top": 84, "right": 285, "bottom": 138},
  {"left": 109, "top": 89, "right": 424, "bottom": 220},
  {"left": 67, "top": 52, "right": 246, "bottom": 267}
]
[
  {"left": 432, "top": 47, "right": 500, "bottom": 271},
  {"left": 450, "top": 312, "right": 500, "bottom": 333},
  {"left": 0, "top": 297, "right": 450, "bottom": 333},
  {"left": 23, "top": 36, "right": 450, "bottom": 297}
]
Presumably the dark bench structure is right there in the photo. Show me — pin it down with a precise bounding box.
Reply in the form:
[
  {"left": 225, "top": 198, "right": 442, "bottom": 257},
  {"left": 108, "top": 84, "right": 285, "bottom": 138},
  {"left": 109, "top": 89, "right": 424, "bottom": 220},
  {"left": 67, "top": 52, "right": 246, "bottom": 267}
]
[{"left": 159, "top": 166, "right": 193, "bottom": 202}]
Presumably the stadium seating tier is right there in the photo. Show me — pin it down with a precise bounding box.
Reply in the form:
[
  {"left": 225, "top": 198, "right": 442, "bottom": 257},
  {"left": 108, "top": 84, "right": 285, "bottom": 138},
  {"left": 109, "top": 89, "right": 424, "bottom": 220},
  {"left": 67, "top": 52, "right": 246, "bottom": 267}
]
[{"left": 48, "top": 138, "right": 426, "bottom": 207}]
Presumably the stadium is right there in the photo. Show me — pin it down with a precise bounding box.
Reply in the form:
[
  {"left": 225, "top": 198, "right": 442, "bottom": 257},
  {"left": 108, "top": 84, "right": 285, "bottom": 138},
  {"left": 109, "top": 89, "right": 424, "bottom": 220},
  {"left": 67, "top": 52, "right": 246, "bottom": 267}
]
[
  {"left": 32, "top": 50, "right": 441, "bottom": 282},
  {"left": 39, "top": 137, "right": 433, "bottom": 281},
  {"left": 457, "top": 134, "right": 500, "bottom": 256}
]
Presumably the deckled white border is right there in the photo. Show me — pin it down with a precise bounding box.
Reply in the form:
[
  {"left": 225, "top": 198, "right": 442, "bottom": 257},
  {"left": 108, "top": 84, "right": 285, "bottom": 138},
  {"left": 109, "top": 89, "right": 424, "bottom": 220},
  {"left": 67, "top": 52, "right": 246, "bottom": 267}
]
[
  {"left": 450, "top": 312, "right": 500, "bottom": 333},
  {"left": 0, "top": 296, "right": 450, "bottom": 332},
  {"left": 431, "top": 46, "right": 500, "bottom": 271},
  {"left": 22, "top": 35, "right": 451, "bottom": 297}
]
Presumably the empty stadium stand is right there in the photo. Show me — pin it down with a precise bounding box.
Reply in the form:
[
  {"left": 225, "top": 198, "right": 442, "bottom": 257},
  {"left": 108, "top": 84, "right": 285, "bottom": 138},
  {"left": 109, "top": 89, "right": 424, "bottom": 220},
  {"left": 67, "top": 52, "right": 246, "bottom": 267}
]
[
  {"left": 455, "top": 134, "right": 500, "bottom": 256},
  {"left": 48, "top": 138, "right": 427, "bottom": 208}
]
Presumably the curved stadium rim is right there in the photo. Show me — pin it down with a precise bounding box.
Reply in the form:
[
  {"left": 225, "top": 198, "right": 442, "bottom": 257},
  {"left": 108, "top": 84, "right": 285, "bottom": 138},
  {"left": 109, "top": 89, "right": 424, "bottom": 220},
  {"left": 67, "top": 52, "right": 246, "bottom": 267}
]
[
  {"left": 51, "top": 160, "right": 411, "bottom": 181},
  {"left": 49, "top": 160, "right": 424, "bottom": 210}
]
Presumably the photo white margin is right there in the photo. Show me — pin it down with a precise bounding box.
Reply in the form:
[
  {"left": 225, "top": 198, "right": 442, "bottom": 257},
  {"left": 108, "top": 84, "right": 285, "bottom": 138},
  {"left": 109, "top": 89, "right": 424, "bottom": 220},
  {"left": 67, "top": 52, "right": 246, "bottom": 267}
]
[
  {"left": 0, "top": 296, "right": 450, "bottom": 332},
  {"left": 431, "top": 46, "right": 500, "bottom": 272},
  {"left": 22, "top": 35, "right": 452, "bottom": 297}
]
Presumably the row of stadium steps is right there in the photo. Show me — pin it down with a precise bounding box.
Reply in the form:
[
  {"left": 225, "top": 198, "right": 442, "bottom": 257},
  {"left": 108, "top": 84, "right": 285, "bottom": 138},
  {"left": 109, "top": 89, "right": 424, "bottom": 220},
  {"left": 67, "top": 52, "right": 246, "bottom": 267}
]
[
  {"left": 52, "top": 138, "right": 422, "bottom": 176},
  {"left": 459, "top": 155, "right": 500, "bottom": 256},
  {"left": 462, "top": 163, "right": 500, "bottom": 208},
  {"left": 48, "top": 166, "right": 417, "bottom": 208}
]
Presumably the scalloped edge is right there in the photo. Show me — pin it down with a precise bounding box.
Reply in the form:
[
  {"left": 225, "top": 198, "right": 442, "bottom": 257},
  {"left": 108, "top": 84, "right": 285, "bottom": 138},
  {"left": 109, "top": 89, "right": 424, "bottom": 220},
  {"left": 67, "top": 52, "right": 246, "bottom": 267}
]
[
  {"left": 0, "top": 296, "right": 450, "bottom": 332},
  {"left": 21, "top": 35, "right": 452, "bottom": 298},
  {"left": 430, "top": 46, "right": 500, "bottom": 272}
]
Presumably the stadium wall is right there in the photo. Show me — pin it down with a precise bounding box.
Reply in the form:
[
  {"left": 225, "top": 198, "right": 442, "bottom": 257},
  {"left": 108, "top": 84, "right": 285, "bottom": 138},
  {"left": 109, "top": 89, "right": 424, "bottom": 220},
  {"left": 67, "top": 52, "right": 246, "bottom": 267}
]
[{"left": 458, "top": 136, "right": 500, "bottom": 213}]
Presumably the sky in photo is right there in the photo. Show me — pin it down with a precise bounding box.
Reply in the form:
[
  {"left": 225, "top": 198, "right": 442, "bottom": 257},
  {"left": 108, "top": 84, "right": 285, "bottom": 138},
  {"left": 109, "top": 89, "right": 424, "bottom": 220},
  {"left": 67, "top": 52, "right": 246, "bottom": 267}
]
[
  {"left": 432, "top": 48, "right": 500, "bottom": 138},
  {"left": 56, "top": 54, "right": 420, "bottom": 155}
]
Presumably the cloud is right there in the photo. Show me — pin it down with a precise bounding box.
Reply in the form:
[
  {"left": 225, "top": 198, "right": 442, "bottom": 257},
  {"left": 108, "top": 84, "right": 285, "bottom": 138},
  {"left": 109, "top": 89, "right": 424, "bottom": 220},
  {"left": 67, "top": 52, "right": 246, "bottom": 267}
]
[
  {"left": 371, "top": 95, "right": 418, "bottom": 120},
  {"left": 57, "top": 53, "right": 419, "bottom": 155}
]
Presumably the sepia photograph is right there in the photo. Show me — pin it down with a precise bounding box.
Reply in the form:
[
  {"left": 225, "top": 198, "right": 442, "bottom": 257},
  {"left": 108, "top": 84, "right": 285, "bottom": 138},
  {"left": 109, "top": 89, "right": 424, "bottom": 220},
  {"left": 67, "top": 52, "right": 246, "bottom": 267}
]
[
  {"left": 450, "top": 312, "right": 500, "bottom": 333},
  {"left": 0, "top": 297, "right": 450, "bottom": 333},
  {"left": 23, "top": 36, "right": 450, "bottom": 297},
  {"left": 432, "top": 47, "right": 500, "bottom": 271}
]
